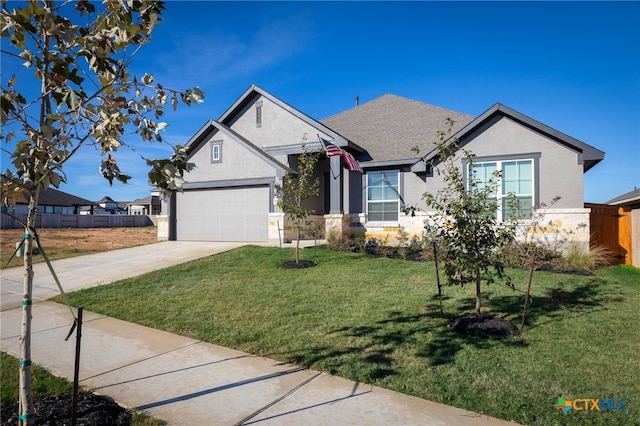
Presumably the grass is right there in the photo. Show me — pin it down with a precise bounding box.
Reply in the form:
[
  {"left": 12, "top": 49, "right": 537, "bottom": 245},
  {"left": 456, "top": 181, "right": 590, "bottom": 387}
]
[
  {"left": 60, "top": 245, "right": 639, "bottom": 425},
  {"left": 1, "top": 352, "right": 73, "bottom": 406},
  {"left": 1, "top": 352, "right": 162, "bottom": 425}
]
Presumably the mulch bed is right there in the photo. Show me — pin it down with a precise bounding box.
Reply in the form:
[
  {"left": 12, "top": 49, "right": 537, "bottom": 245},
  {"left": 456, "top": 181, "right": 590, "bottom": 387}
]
[
  {"left": 281, "top": 259, "right": 317, "bottom": 268},
  {"left": 450, "top": 314, "right": 520, "bottom": 339},
  {"left": 1, "top": 392, "right": 131, "bottom": 426}
]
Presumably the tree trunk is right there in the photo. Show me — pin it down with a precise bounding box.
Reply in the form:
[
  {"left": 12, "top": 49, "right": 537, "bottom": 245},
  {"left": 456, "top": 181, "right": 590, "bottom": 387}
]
[
  {"left": 475, "top": 269, "right": 482, "bottom": 319},
  {"left": 295, "top": 219, "right": 301, "bottom": 263},
  {"left": 19, "top": 188, "right": 39, "bottom": 425},
  {"left": 520, "top": 250, "right": 537, "bottom": 333}
]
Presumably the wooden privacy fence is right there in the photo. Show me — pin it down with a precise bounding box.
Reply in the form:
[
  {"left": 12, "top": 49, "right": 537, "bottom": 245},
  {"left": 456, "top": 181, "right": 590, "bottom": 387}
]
[
  {"left": 585, "top": 203, "right": 632, "bottom": 265},
  {"left": 1, "top": 213, "right": 154, "bottom": 229}
]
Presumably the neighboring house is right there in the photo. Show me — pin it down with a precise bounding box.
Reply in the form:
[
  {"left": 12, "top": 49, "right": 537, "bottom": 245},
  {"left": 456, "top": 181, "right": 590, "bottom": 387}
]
[
  {"left": 605, "top": 187, "right": 639, "bottom": 267},
  {"left": 95, "top": 196, "right": 127, "bottom": 215},
  {"left": 164, "top": 84, "right": 604, "bottom": 246},
  {"left": 129, "top": 190, "right": 162, "bottom": 215},
  {"left": 2, "top": 186, "right": 96, "bottom": 215},
  {"left": 607, "top": 187, "right": 640, "bottom": 210}
]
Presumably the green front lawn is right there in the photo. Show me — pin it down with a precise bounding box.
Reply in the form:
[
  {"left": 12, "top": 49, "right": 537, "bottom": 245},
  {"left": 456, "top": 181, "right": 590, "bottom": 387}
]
[{"left": 62, "top": 245, "right": 639, "bottom": 425}]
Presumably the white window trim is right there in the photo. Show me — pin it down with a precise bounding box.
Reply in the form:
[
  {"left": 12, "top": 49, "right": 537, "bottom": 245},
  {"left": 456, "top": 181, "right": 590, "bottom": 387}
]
[
  {"left": 365, "top": 170, "right": 401, "bottom": 224},
  {"left": 465, "top": 156, "right": 538, "bottom": 221},
  {"left": 210, "top": 140, "right": 223, "bottom": 163},
  {"left": 255, "top": 100, "right": 262, "bottom": 128}
]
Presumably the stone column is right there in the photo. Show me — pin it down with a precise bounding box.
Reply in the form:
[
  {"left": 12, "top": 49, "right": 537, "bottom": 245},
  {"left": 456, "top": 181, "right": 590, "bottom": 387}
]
[{"left": 324, "top": 213, "right": 352, "bottom": 239}]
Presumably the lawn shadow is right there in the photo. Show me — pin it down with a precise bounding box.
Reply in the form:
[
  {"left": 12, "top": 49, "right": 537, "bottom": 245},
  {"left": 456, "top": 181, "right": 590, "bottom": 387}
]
[
  {"left": 270, "top": 344, "right": 397, "bottom": 381},
  {"left": 360, "top": 310, "right": 530, "bottom": 367},
  {"left": 267, "top": 277, "right": 601, "bottom": 377},
  {"left": 485, "top": 276, "right": 618, "bottom": 331}
]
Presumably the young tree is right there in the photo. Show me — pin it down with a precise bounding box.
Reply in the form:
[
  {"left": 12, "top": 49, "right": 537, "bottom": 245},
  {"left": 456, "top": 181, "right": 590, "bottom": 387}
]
[
  {"left": 514, "top": 196, "right": 572, "bottom": 333},
  {"left": 408, "top": 119, "right": 516, "bottom": 318},
  {"left": 1, "top": 1, "right": 203, "bottom": 422},
  {"left": 276, "top": 142, "right": 320, "bottom": 264}
]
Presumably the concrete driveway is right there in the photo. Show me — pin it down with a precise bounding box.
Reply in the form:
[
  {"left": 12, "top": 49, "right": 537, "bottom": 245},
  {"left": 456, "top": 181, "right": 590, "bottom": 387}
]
[{"left": 0, "top": 241, "right": 246, "bottom": 311}]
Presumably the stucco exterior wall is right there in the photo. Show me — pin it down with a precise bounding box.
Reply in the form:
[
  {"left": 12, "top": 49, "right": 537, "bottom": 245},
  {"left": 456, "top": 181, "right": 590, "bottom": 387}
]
[
  {"left": 230, "top": 95, "right": 333, "bottom": 149},
  {"left": 185, "top": 132, "right": 276, "bottom": 182},
  {"left": 460, "top": 117, "right": 585, "bottom": 208},
  {"left": 402, "top": 171, "right": 429, "bottom": 212}
]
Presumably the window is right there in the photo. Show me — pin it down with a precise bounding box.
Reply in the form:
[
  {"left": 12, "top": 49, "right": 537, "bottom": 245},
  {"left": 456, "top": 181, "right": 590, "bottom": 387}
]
[
  {"left": 469, "top": 158, "right": 534, "bottom": 220},
  {"left": 210, "top": 140, "right": 222, "bottom": 163},
  {"left": 367, "top": 170, "right": 400, "bottom": 222},
  {"left": 502, "top": 160, "right": 533, "bottom": 219},
  {"left": 255, "top": 101, "right": 262, "bottom": 128}
]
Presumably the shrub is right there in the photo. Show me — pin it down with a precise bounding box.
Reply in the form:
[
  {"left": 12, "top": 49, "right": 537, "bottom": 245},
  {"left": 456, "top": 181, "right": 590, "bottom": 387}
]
[
  {"left": 563, "top": 243, "right": 612, "bottom": 271},
  {"left": 326, "top": 230, "right": 359, "bottom": 252},
  {"left": 502, "top": 241, "right": 561, "bottom": 269}
]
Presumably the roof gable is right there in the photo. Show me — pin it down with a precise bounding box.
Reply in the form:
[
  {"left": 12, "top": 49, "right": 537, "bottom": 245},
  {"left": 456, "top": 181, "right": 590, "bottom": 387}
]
[
  {"left": 423, "top": 103, "right": 605, "bottom": 172},
  {"left": 184, "top": 119, "right": 293, "bottom": 174},
  {"left": 219, "top": 84, "right": 358, "bottom": 152}
]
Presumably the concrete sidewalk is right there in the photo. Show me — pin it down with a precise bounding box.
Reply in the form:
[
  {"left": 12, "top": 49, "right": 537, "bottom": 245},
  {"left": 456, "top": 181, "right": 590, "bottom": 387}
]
[{"left": 1, "top": 241, "right": 517, "bottom": 425}]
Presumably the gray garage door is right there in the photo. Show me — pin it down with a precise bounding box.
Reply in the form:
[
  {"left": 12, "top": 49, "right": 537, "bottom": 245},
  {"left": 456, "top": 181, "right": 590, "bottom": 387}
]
[{"left": 176, "top": 186, "right": 269, "bottom": 241}]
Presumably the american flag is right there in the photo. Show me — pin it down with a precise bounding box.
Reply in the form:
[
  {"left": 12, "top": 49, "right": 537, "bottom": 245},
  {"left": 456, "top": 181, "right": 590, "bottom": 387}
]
[{"left": 321, "top": 139, "right": 364, "bottom": 173}]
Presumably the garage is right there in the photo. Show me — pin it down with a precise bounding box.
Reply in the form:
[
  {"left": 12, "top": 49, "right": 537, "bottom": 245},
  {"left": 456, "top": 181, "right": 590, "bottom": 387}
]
[{"left": 175, "top": 185, "right": 270, "bottom": 241}]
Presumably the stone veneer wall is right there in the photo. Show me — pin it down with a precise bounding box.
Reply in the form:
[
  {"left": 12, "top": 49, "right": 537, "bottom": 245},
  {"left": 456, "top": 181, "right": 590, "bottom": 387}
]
[
  {"left": 157, "top": 215, "right": 168, "bottom": 241},
  {"left": 332, "top": 208, "right": 591, "bottom": 252},
  {"left": 271, "top": 213, "right": 326, "bottom": 243},
  {"left": 268, "top": 212, "right": 285, "bottom": 244}
]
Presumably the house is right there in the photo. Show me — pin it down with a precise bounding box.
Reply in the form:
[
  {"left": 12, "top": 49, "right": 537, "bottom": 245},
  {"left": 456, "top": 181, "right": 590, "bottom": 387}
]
[
  {"left": 162, "top": 84, "right": 604, "bottom": 247},
  {"left": 128, "top": 190, "right": 162, "bottom": 215},
  {"left": 2, "top": 186, "right": 96, "bottom": 216},
  {"left": 605, "top": 188, "right": 639, "bottom": 267},
  {"left": 95, "top": 196, "right": 128, "bottom": 215},
  {"left": 607, "top": 187, "right": 640, "bottom": 210}
]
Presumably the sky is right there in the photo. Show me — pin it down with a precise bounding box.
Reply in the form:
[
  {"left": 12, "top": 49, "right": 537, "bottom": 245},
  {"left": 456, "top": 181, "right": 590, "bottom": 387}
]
[{"left": 2, "top": 1, "right": 639, "bottom": 204}]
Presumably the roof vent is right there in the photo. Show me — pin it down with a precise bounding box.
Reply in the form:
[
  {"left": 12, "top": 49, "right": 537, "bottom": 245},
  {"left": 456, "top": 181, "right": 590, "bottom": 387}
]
[{"left": 355, "top": 96, "right": 359, "bottom": 107}]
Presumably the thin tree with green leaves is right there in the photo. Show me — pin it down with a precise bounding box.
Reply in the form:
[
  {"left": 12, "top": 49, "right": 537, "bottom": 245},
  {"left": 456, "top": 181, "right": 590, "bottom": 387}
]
[
  {"left": 408, "top": 119, "right": 516, "bottom": 318},
  {"left": 1, "top": 1, "right": 203, "bottom": 422},
  {"left": 276, "top": 142, "right": 320, "bottom": 265}
]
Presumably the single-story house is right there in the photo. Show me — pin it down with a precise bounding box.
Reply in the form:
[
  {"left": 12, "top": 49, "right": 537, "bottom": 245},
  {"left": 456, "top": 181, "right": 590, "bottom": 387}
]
[
  {"left": 606, "top": 188, "right": 640, "bottom": 267},
  {"left": 607, "top": 187, "right": 640, "bottom": 210},
  {"left": 129, "top": 190, "right": 162, "bottom": 215},
  {"left": 2, "top": 186, "right": 96, "bottom": 216},
  {"left": 162, "top": 85, "right": 604, "bottom": 247}
]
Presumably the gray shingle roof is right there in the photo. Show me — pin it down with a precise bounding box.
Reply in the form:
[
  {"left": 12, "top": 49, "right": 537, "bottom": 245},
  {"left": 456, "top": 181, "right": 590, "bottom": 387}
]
[
  {"left": 18, "top": 187, "right": 96, "bottom": 207},
  {"left": 320, "top": 94, "right": 474, "bottom": 164},
  {"left": 606, "top": 187, "right": 640, "bottom": 206}
]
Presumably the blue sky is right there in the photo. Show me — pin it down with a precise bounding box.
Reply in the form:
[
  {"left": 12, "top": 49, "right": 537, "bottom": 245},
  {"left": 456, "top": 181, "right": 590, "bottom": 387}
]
[{"left": 3, "top": 1, "right": 639, "bottom": 203}]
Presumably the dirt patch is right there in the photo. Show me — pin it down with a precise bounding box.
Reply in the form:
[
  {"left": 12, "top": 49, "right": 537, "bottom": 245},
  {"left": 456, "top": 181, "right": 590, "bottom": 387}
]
[
  {"left": 281, "top": 259, "right": 317, "bottom": 268},
  {"left": 1, "top": 227, "right": 157, "bottom": 253},
  {"left": 1, "top": 391, "right": 131, "bottom": 425},
  {"left": 450, "top": 314, "right": 520, "bottom": 339}
]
